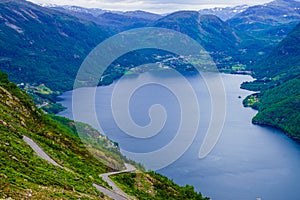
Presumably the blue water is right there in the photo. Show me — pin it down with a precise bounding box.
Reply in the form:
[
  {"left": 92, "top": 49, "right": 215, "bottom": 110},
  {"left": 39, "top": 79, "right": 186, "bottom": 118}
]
[{"left": 58, "top": 71, "right": 300, "bottom": 200}]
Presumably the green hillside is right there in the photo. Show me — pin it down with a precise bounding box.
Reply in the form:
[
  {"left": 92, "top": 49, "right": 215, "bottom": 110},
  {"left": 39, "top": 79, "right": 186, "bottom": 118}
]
[
  {"left": 251, "top": 22, "right": 300, "bottom": 81},
  {"left": 0, "top": 71, "right": 122, "bottom": 198},
  {"left": 244, "top": 78, "right": 300, "bottom": 141},
  {"left": 111, "top": 171, "right": 209, "bottom": 200},
  {"left": 242, "top": 22, "right": 300, "bottom": 141},
  {"left": 0, "top": 0, "right": 108, "bottom": 92}
]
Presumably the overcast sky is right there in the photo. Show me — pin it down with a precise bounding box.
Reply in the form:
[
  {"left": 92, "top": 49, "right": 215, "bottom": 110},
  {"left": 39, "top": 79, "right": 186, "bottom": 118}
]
[{"left": 27, "top": 0, "right": 273, "bottom": 14}]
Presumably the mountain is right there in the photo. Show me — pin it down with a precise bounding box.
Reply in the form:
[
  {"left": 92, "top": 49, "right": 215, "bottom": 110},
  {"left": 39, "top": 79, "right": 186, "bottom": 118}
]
[
  {"left": 122, "top": 10, "right": 162, "bottom": 20},
  {"left": 252, "top": 22, "right": 300, "bottom": 80},
  {"left": 0, "top": 0, "right": 108, "bottom": 93},
  {"left": 49, "top": 5, "right": 161, "bottom": 32},
  {"left": 0, "top": 0, "right": 272, "bottom": 94},
  {"left": 152, "top": 11, "right": 268, "bottom": 68},
  {"left": 97, "top": 11, "right": 159, "bottom": 31},
  {"left": 0, "top": 70, "right": 208, "bottom": 198},
  {"left": 242, "top": 22, "right": 300, "bottom": 90},
  {"left": 242, "top": 22, "right": 300, "bottom": 141},
  {"left": 198, "top": 5, "right": 249, "bottom": 21},
  {"left": 49, "top": 5, "right": 107, "bottom": 17},
  {"left": 228, "top": 0, "right": 300, "bottom": 45}
]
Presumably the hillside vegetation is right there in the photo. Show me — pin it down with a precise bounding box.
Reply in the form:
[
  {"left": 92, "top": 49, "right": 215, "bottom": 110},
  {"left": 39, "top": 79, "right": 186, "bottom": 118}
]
[
  {"left": 111, "top": 171, "right": 209, "bottom": 200},
  {"left": 0, "top": 71, "right": 123, "bottom": 198},
  {"left": 0, "top": 0, "right": 108, "bottom": 92},
  {"left": 242, "top": 22, "right": 300, "bottom": 141},
  {"left": 244, "top": 78, "right": 300, "bottom": 141},
  {"left": 252, "top": 22, "right": 300, "bottom": 81}
]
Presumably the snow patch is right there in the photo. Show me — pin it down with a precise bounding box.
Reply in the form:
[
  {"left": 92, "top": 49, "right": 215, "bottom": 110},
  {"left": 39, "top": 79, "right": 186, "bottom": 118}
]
[
  {"left": 12, "top": 9, "right": 28, "bottom": 21},
  {"left": 5, "top": 22, "right": 23, "bottom": 34},
  {"left": 20, "top": 8, "right": 41, "bottom": 23}
]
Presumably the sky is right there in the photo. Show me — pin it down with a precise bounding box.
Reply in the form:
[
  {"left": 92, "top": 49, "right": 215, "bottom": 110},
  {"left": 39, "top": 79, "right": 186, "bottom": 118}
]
[{"left": 27, "top": 0, "right": 274, "bottom": 14}]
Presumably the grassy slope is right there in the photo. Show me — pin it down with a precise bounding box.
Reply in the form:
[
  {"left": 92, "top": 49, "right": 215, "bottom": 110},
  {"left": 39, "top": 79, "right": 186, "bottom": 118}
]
[{"left": 110, "top": 171, "right": 209, "bottom": 200}]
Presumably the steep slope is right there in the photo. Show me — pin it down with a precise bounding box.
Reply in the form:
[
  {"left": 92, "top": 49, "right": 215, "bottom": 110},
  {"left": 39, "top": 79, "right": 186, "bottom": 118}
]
[
  {"left": 228, "top": 0, "right": 300, "bottom": 45},
  {"left": 0, "top": 0, "right": 108, "bottom": 92},
  {"left": 242, "top": 23, "right": 300, "bottom": 141},
  {"left": 0, "top": 71, "right": 118, "bottom": 198},
  {"left": 244, "top": 78, "right": 300, "bottom": 141},
  {"left": 242, "top": 22, "right": 300, "bottom": 90},
  {"left": 252, "top": 22, "right": 300, "bottom": 80}
]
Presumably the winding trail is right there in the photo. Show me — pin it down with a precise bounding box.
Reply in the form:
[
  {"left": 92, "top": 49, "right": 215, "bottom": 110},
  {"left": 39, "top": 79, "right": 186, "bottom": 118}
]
[{"left": 22, "top": 135, "right": 136, "bottom": 200}]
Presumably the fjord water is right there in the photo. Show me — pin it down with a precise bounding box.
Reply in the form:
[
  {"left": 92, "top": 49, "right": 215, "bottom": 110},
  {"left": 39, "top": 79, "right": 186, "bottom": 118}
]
[{"left": 58, "top": 72, "right": 300, "bottom": 200}]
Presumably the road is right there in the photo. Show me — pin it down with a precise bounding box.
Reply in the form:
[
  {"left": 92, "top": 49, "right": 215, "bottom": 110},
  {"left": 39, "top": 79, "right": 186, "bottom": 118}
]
[
  {"left": 100, "top": 163, "right": 136, "bottom": 199},
  {"left": 22, "top": 135, "right": 136, "bottom": 200},
  {"left": 93, "top": 183, "right": 128, "bottom": 200},
  {"left": 23, "top": 135, "right": 63, "bottom": 168}
]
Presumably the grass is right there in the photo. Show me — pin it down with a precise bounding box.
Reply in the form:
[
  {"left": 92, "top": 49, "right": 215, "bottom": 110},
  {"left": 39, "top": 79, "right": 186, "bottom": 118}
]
[{"left": 110, "top": 171, "right": 209, "bottom": 200}]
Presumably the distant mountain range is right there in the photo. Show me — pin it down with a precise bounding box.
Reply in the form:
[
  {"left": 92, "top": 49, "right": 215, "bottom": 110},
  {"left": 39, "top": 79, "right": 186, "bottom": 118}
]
[
  {"left": 228, "top": 0, "right": 300, "bottom": 44},
  {"left": 49, "top": 5, "right": 161, "bottom": 32},
  {"left": 49, "top": 4, "right": 249, "bottom": 21},
  {"left": 198, "top": 5, "right": 249, "bottom": 21},
  {"left": 1, "top": 0, "right": 300, "bottom": 93}
]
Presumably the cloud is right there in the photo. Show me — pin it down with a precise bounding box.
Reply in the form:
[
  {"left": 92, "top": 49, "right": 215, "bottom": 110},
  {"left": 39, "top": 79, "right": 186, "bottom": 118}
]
[{"left": 28, "top": 0, "right": 273, "bottom": 13}]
